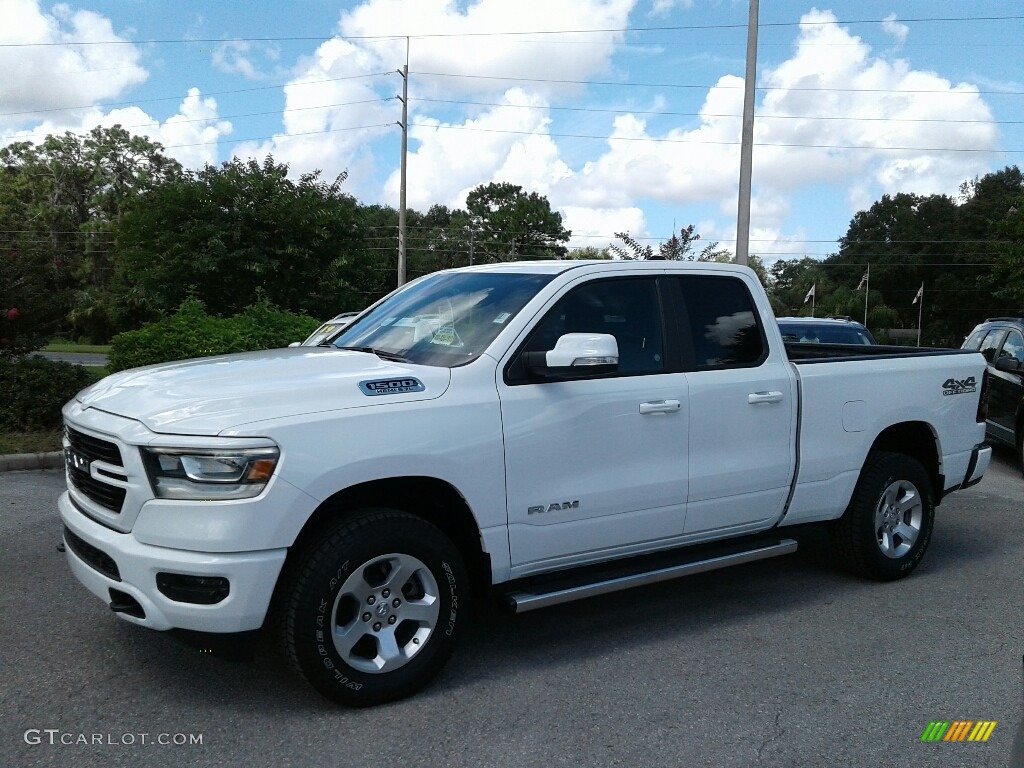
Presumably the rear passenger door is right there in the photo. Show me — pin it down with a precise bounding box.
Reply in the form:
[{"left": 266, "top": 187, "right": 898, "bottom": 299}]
[
  {"left": 670, "top": 275, "right": 797, "bottom": 535},
  {"left": 989, "top": 328, "right": 1024, "bottom": 443}
]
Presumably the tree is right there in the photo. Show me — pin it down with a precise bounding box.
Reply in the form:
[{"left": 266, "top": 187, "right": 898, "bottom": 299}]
[
  {"left": 567, "top": 246, "right": 612, "bottom": 260},
  {"left": 464, "top": 182, "right": 570, "bottom": 261},
  {"left": 116, "top": 156, "right": 362, "bottom": 318},
  {"left": 610, "top": 225, "right": 730, "bottom": 261},
  {"left": 0, "top": 127, "right": 182, "bottom": 344},
  {"left": 990, "top": 198, "right": 1024, "bottom": 308},
  {"left": 832, "top": 171, "right": 1024, "bottom": 344}
]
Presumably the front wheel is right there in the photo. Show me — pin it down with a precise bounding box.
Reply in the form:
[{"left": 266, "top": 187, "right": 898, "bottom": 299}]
[
  {"left": 832, "top": 451, "right": 935, "bottom": 581},
  {"left": 278, "top": 509, "right": 468, "bottom": 706}
]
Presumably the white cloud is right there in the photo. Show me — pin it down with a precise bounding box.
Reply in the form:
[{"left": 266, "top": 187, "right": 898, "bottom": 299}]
[
  {"left": 383, "top": 88, "right": 571, "bottom": 210},
  {"left": 755, "top": 9, "right": 998, "bottom": 198},
  {"left": 237, "top": 0, "right": 638, "bottom": 198},
  {"left": 339, "top": 0, "right": 636, "bottom": 97},
  {"left": 648, "top": 0, "right": 693, "bottom": 17},
  {"left": 0, "top": 0, "right": 148, "bottom": 129},
  {"left": 562, "top": 205, "right": 647, "bottom": 250},
  {"left": 881, "top": 13, "right": 909, "bottom": 45},
  {"left": 212, "top": 41, "right": 259, "bottom": 81},
  {"left": 5, "top": 89, "right": 233, "bottom": 168}
]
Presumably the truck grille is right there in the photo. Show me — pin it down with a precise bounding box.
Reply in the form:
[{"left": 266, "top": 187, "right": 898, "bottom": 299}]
[{"left": 65, "top": 426, "right": 127, "bottom": 513}]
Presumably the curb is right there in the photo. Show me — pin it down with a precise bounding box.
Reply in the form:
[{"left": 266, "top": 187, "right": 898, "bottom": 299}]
[{"left": 0, "top": 451, "right": 63, "bottom": 472}]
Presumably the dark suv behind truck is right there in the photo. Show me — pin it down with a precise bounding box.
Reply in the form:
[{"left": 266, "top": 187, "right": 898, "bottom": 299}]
[{"left": 962, "top": 317, "right": 1024, "bottom": 472}]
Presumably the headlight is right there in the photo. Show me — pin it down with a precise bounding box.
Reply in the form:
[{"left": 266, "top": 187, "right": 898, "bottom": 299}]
[{"left": 141, "top": 447, "right": 280, "bottom": 500}]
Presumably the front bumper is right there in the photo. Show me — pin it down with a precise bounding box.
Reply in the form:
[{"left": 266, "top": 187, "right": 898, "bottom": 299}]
[{"left": 59, "top": 492, "right": 287, "bottom": 632}]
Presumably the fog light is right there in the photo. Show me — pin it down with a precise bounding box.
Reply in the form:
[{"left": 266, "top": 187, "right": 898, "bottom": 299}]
[{"left": 156, "top": 573, "right": 230, "bottom": 605}]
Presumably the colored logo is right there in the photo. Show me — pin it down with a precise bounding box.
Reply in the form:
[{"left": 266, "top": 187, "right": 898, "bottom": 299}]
[{"left": 921, "top": 721, "right": 996, "bottom": 742}]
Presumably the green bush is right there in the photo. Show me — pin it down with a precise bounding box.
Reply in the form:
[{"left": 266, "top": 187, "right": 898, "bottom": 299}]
[
  {"left": 108, "top": 298, "right": 321, "bottom": 372},
  {"left": 0, "top": 357, "right": 93, "bottom": 431}
]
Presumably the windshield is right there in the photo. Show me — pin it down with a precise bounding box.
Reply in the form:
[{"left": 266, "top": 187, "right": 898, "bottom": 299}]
[
  {"left": 330, "top": 271, "right": 554, "bottom": 367},
  {"left": 778, "top": 322, "right": 875, "bottom": 345}
]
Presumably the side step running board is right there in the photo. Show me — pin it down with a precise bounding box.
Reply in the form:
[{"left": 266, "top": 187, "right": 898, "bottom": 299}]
[{"left": 505, "top": 539, "right": 798, "bottom": 613}]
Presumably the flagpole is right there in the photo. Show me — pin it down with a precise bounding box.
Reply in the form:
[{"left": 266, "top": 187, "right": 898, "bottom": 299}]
[
  {"left": 917, "top": 285, "right": 923, "bottom": 346},
  {"left": 812, "top": 290, "right": 815, "bottom": 318},
  {"left": 863, "top": 263, "right": 869, "bottom": 326}
]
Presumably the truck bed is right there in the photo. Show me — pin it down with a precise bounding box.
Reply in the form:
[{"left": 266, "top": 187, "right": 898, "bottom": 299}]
[{"left": 784, "top": 342, "right": 979, "bottom": 363}]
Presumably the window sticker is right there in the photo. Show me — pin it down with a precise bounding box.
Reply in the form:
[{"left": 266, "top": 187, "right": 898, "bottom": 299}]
[
  {"left": 430, "top": 326, "right": 459, "bottom": 346},
  {"left": 493, "top": 312, "right": 511, "bottom": 324}
]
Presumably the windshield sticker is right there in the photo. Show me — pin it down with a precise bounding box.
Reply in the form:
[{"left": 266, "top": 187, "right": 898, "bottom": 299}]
[
  {"left": 360, "top": 378, "right": 426, "bottom": 396},
  {"left": 430, "top": 326, "right": 463, "bottom": 347},
  {"left": 493, "top": 312, "right": 511, "bottom": 324}
]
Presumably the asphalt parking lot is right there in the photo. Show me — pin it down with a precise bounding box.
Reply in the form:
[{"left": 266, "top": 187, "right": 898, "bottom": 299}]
[{"left": 1, "top": 452, "right": 1022, "bottom": 768}]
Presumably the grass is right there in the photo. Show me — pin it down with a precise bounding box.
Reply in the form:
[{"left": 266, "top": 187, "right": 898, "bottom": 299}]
[
  {"left": 0, "top": 430, "right": 62, "bottom": 455},
  {"left": 86, "top": 366, "right": 110, "bottom": 381},
  {"left": 42, "top": 342, "right": 112, "bottom": 354}
]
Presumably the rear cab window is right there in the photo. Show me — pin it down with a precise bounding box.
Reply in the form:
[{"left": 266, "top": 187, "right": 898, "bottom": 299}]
[{"left": 673, "top": 276, "right": 767, "bottom": 371}]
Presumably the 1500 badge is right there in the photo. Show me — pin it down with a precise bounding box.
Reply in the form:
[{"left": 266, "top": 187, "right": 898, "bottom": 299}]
[
  {"left": 359, "top": 378, "right": 426, "bottom": 396},
  {"left": 942, "top": 376, "right": 976, "bottom": 396}
]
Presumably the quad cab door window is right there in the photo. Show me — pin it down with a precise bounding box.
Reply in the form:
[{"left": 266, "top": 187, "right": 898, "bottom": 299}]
[{"left": 499, "top": 276, "right": 689, "bottom": 575}]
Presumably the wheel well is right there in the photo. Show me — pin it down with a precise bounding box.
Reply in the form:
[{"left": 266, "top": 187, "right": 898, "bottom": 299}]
[
  {"left": 287, "top": 477, "right": 491, "bottom": 595},
  {"left": 867, "top": 422, "right": 942, "bottom": 500}
]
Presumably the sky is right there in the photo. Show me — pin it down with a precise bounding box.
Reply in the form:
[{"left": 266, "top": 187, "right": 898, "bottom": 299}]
[{"left": 1, "top": 0, "right": 1022, "bottom": 262}]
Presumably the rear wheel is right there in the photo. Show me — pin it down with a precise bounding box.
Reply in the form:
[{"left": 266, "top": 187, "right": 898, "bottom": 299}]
[
  {"left": 278, "top": 509, "right": 468, "bottom": 706},
  {"left": 832, "top": 451, "right": 935, "bottom": 581}
]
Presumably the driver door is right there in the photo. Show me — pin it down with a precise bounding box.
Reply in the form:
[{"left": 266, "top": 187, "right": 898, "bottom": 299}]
[{"left": 497, "top": 275, "right": 689, "bottom": 577}]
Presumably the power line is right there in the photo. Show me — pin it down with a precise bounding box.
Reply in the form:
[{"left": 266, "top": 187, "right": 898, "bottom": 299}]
[
  {"left": 0, "top": 98, "right": 396, "bottom": 143},
  {"left": 0, "top": 72, "right": 395, "bottom": 118},
  {"left": 2, "top": 16, "right": 1023, "bottom": 47},
  {"left": 413, "top": 71, "right": 1024, "bottom": 96},
  {"left": 414, "top": 97, "right": 1021, "bottom": 126},
  {"left": 407, "top": 122, "right": 1014, "bottom": 153}
]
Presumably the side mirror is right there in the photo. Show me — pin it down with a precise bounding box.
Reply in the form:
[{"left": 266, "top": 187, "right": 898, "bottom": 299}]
[
  {"left": 995, "top": 356, "right": 1022, "bottom": 373},
  {"left": 523, "top": 333, "right": 619, "bottom": 378},
  {"left": 288, "top": 341, "right": 301, "bottom": 348}
]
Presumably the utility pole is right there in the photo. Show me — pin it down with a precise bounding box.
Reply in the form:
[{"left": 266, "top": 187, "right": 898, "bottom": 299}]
[
  {"left": 735, "top": 0, "right": 759, "bottom": 266},
  {"left": 396, "top": 37, "right": 409, "bottom": 287}
]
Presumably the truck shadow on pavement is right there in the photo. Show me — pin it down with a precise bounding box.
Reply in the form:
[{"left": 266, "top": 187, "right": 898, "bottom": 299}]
[{"left": 119, "top": 504, "right": 1005, "bottom": 715}]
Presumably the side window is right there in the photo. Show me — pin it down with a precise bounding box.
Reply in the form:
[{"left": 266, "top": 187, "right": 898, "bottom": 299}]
[
  {"left": 518, "top": 277, "right": 664, "bottom": 378},
  {"left": 979, "top": 330, "right": 1006, "bottom": 363},
  {"left": 677, "top": 276, "right": 766, "bottom": 370},
  {"left": 998, "top": 330, "right": 1024, "bottom": 363},
  {"left": 962, "top": 329, "right": 987, "bottom": 351}
]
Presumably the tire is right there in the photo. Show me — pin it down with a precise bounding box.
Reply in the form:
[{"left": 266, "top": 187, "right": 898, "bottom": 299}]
[
  {"left": 832, "top": 451, "right": 935, "bottom": 581},
  {"left": 278, "top": 509, "right": 468, "bottom": 706}
]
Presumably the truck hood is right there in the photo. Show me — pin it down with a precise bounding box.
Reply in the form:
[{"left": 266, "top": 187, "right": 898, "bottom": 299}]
[{"left": 75, "top": 348, "right": 451, "bottom": 436}]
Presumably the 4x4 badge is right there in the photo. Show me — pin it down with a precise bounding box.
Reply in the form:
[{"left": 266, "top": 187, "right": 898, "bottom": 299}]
[{"left": 942, "top": 377, "right": 977, "bottom": 396}]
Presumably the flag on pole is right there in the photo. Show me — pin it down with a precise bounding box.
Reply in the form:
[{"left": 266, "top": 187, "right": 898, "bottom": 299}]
[
  {"left": 913, "top": 283, "right": 924, "bottom": 304},
  {"left": 804, "top": 284, "right": 816, "bottom": 303},
  {"left": 856, "top": 271, "right": 869, "bottom": 290}
]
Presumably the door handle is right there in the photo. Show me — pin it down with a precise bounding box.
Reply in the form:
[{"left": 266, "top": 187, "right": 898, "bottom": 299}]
[
  {"left": 639, "top": 399, "right": 681, "bottom": 414},
  {"left": 748, "top": 391, "right": 783, "bottom": 404}
]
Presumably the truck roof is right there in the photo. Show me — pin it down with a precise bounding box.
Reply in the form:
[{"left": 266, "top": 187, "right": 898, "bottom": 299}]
[{"left": 451, "top": 259, "right": 747, "bottom": 275}]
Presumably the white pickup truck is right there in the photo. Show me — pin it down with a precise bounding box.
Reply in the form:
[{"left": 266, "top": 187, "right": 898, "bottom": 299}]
[{"left": 59, "top": 260, "right": 991, "bottom": 705}]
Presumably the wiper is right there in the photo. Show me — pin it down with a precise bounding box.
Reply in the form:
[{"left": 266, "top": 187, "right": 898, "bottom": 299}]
[{"left": 334, "top": 346, "right": 413, "bottom": 363}]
